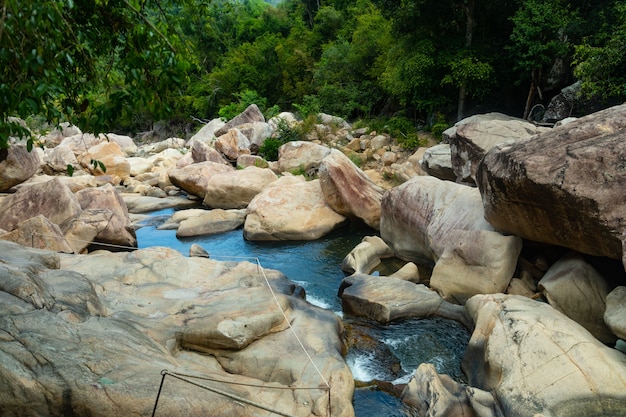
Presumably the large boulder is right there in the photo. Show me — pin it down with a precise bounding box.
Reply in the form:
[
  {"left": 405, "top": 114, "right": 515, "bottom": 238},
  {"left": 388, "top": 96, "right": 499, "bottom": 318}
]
[
  {"left": 78, "top": 141, "right": 131, "bottom": 182},
  {"left": 339, "top": 274, "right": 470, "bottom": 327},
  {"left": 214, "top": 128, "right": 252, "bottom": 162},
  {"left": 605, "top": 286, "right": 626, "bottom": 340},
  {"left": 0, "top": 177, "right": 82, "bottom": 232},
  {"left": 203, "top": 166, "right": 278, "bottom": 209},
  {"left": 168, "top": 161, "right": 234, "bottom": 198},
  {"left": 186, "top": 118, "right": 226, "bottom": 147},
  {"left": 450, "top": 116, "right": 546, "bottom": 184},
  {"left": 538, "top": 252, "right": 616, "bottom": 344},
  {"left": 276, "top": 141, "right": 332, "bottom": 175},
  {"left": 244, "top": 176, "right": 347, "bottom": 241},
  {"left": 477, "top": 103, "right": 626, "bottom": 261},
  {"left": 0, "top": 144, "right": 41, "bottom": 191},
  {"left": 463, "top": 293, "right": 626, "bottom": 417},
  {"left": 75, "top": 184, "right": 136, "bottom": 248},
  {"left": 0, "top": 241, "right": 354, "bottom": 417},
  {"left": 214, "top": 104, "right": 265, "bottom": 137},
  {"left": 0, "top": 214, "right": 74, "bottom": 253},
  {"left": 318, "top": 149, "right": 385, "bottom": 229},
  {"left": 380, "top": 176, "right": 521, "bottom": 302},
  {"left": 420, "top": 144, "right": 456, "bottom": 182},
  {"left": 176, "top": 209, "right": 245, "bottom": 238}
]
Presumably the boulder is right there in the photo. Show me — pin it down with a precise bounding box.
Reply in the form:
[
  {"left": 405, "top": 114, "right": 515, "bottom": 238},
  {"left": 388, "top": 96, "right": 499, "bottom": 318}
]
[
  {"left": 268, "top": 112, "right": 299, "bottom": 131},
  {"left": 186, "top": 118, "right": 226, "bottom": 147},
  {"left": 451, "top": 116, "right": 546, "bottom": 184},
  {"left": 42, "top": 143, "right": 80, "bottom": 174},
  {"left": 121, "top": 194, "right": 198, "bottom": 214},
  {"left": 420, "top": 143, "right": 456, "bottom": 181},
  {"left": 191, "top": 138, "right": 230, "bottom": 164},
  {"left": 168, "top": 161, "right": 234, "bottom": 198},
  {"left": 203, "top": 166, "right": 278, "bottom": 209},
  {"left": 137, "top": 137, "right": 186, "bottom": 155},
  {"left": 341, "top": 236, "right": 393, "bottom": 275},
  {"left": 0, "top": 242, "right": 354, "bottom": 417},
  {"left": 0, "top": 177, "right": 82, "bottom": 231},
  {"left": 78, "top": 141, "right": 131, "bottom": 182},
  {"left": 401, "top": 363, "right": 499, "bottom": 417},
  {"left": 215, "top": 128, "right": 252, "bottom": 161},
  {"left": 463, "top": 294, "right": 626, "bottom": 417},
  {"left": 244, "top": 176, "right": 347, "bottom": 241},
  {"left": 276, "top": 141, "right": 332, "bottom": 175},
  {"left": 319, "top": 149, "right": 385, "bottom": 229},
  {"left": 157, "top": 208, "right": 210, "bottom": 230},
  {"left": 101, "top": 132, "right": 137, "bottom": 156},
  {"left": 126, "top": 156, "right": 154, "bottom": 177},
  {"left": 478, "top": 103, "right": 626, "bottom": 261},
  {"left": 0, "top": 214, "right": 74, "bottom": 253},
  {"left": 0, "top": 144, "right": 41, "bottom": 191},
  {"left": 430, "top": 229, "right": 522, "bottom": 304},
  {"left": 176, "top": 209, "right": 245, "bottom": 238},
  {"left": 538, "top": 252, "right": 616, "bottom": 344},
  {"left": 339, "top": 274, "right": 470, "bottom": 327},
  {"left": 60, "top": 209, "right": 114, "bottom": 254},
  {"left": 605, "top": 286, "right": 626, "bottom": 341},
  {"left": 236, "top": 154, "right": 269, "bottom": 169},
  {"left": 214, "top": 104, "right": 265, "bottom": 137},
  {"left": 75, "top": 184, "right": 136, "bottom": 248}
]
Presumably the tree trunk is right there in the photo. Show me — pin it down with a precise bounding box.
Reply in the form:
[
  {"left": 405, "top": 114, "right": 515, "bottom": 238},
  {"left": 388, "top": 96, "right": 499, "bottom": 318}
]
[{"left": 523, "top": 68, "right": 540, "bottom": 120}]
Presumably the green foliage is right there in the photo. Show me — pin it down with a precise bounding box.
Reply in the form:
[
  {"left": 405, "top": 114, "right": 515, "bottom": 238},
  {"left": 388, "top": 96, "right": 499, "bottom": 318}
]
[
  {"left": 218, "top": 90, "right": 267, "bottom": 121},
  {"left": 441, "top": 54, "right": 494, "bottom": 100},
  {"left": 384, "top": 116, "right": 422, "bottom": 150},
  {"left": 0, "top": 0, "right": 190, "bottom": 147},
  {"left": 430, "top": 113, "right": 449, "bottom": 141},
  {"left": 293, "top": 95, "right": 321, "bottom": 119},
  {"left": 574, "top": 2, "right": 626, "bottom": 103},
  {"left": 258, "top": 137, "right": 283, "bottom": 161}
]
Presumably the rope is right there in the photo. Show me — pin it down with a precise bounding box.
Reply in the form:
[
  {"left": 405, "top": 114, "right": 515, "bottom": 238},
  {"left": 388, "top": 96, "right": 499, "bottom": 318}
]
[{"left": 152, "top": 370, "right": 300, "bottom": 417}]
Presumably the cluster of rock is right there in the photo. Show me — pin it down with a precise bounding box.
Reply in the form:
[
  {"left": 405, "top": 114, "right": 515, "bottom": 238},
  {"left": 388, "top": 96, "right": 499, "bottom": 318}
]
[{"left": 0, "top": 102, "right": 626, "bottom": 417}]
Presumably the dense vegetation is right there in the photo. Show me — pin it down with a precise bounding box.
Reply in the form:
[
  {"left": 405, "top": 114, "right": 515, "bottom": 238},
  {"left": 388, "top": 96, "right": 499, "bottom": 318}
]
[{"left": 1, "top": 0, "right": 625, "bottom": 148}]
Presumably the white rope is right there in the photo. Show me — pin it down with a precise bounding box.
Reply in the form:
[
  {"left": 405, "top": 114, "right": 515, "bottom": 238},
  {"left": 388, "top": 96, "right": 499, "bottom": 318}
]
[{"left": 255, "top": 257, "right": 331, "bottom": 389}]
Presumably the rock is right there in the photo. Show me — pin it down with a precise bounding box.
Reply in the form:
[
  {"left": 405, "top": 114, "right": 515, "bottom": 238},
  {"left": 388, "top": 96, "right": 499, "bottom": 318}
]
[
  {"left": 176, "top": 209, "right": 245, "bottom": 237},
  {"left": 605, "top": 286, "right": 626, "bottom": 341},
  {"left": 75, "top": 184, "right": 136, "bottom": 248},
  {"left": 137, "top": 137, "right": 186, "bottom": 155},
  {"left": 477, "top": 103, "right": 626, "bottom": 261},
  {"left": 126, "top": 156, "right": 154, "bottom": 177},
  {"left": 203, "top": 166, "right": 278, "bottom": 209},
  {"left": 319, "top": 149, "right": 385, "bottom": 229},
  {"left": 157, "top": 208, "right": 209, "bottom": 230},
  {"left": 382, "top": 176, "right": 489, "bottom": 264},
  {"left": 78, "top": 141, "right": 131, "bottom": 182},
  {"left": 463, "top": 294, "right": 626, "bottom": 417},
  {"left": 0, "top": 214, "right": 74, "bottom": 253},
  {"left": 121, "top": 194, "right": 198, "bottom": 214},
  {"left": 318, "top": 113, "right": 351, "bottom": 129},
  {"left": 191, "top": 138, "right": 230, "bottom": 164},
  {"left": 40, "top": 122, "right": 82, "bottom": 147},
  {"left": 451, "top": 116, "right": 545, "bottom": 184},
  {"left": 236, "top": 154, "right": 269, "bottom": 168},
  {"left": 401, "top": 363, "right": 499, "bottom": 417},
  {"left": 421, "top": 143, "right": 456, "bottom": 181},
  {"left": 430, "top": 229, "right": 522, "bottom": 304},
  {"left": 538, "top": 252, "right": 616, "bottom": 344},
  {"left": 0, "top": 144, "right": 41, "bottom": 191},
  {"left": 42, "top": 143, "right": 80, "bottom": 174},
  {"left": 0, "top": 177, "right": 82, "bottom": 232},
  {"left": 168, "top": 161, "right": 234, "bottom": 198},
  {"left": 214, "top": 104, "right": 265, "bottom": 137},
  {"left": 215, "top": 128, "right": 251, "bottom": 161},
  {"left": 276, "top": 141, "right": 332, "bottom": 175},
  {"left": 101, "top": 132, "right": 137, "bottom": 156},
  {"left": 244, "top": 176, "right": 347, "bottom": 241},
  {"left": 370, "top": 135, "right": 390, "bottom": 150},
  {"left": 268, "top": 112, "right": 299, "bottom": 131},
  {"left": 189, "top": 244, "right": 210, "bottom": 258},
  {"left": 56, "top": 133, "right": 104, "bottom": 156},
  {"left": 542, "top": 81, "right": 582, "bottom": 124},
  {"left": 388, "top": 262, "right": 420, "bottom": 283},
  {"left": 341, "top": 236, "right": 393, "bottom": 275},
  {"left": 60, "top": 209, "right": 114, "bottom": 254},
  {"left": 339, "top": 274, "right": 471, "bottom": 327},
  {"left": 181, "top": 287, "right": 290, "bottom": 350},
  {"left": 186, "top": 118, "right": 226, "bottom": 147}
]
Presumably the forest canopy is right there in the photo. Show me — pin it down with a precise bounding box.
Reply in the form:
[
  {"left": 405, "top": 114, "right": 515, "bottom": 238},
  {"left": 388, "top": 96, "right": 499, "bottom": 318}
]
[{"left": 1, "top": 0, "right": 625, "bottom": 147}]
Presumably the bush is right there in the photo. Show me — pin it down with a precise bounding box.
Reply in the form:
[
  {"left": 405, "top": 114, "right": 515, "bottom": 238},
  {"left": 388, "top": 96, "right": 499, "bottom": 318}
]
[
  {"left": 258, "top": 137, "right": 283, "bottom": 161},
  {"left": 218, "top": 89, "right": 268, "bottom": 121},
  {"left": 384, "top": 116, "right": 423, "bottom": 151},
  {"left": 430, "top": 113, "right": 449, "bottom": 141}
]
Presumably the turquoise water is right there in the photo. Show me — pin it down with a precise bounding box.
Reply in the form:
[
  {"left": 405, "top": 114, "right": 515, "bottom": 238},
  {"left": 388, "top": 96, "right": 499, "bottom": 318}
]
[{"left": 135, "top": 209, "right": 470, "bottom": 416}]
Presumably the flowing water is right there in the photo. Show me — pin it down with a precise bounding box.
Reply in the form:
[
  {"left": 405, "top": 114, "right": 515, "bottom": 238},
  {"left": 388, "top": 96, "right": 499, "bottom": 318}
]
[{"left": 136, "top": 208, "right": 470, "bottom": 416}]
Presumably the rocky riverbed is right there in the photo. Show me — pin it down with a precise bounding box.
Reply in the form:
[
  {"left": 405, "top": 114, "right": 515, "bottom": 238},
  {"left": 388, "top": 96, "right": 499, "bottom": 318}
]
[{"left": 1, "top": 104, "right": 625, "bottom": 416}]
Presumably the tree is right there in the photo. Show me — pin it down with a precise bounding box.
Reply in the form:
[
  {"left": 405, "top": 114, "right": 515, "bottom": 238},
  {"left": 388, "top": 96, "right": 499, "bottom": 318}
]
[
  {"left": 507, "top": 0, "right": 578, "bottom": 119},
  {"left": 574, "top": 1, "right": 626, "bottom": 104},
  {"left": 0, "top": 0, "right": 189, "bottom": 148}
]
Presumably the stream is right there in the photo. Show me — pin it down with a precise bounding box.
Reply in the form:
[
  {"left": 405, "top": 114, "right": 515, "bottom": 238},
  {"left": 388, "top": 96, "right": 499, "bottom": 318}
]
[{"left": 135, "top": 208, "right": 470, "bottom": 416}]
